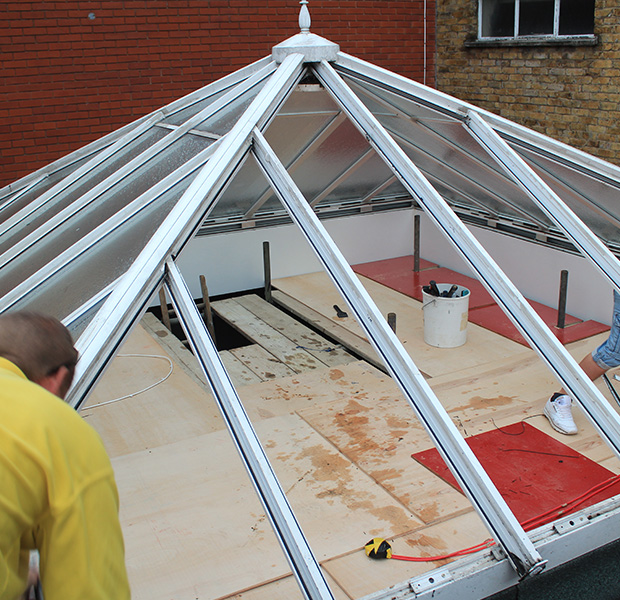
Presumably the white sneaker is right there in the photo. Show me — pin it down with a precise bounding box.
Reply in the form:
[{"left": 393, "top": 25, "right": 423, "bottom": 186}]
[{"left": 544, "top": 394, "right": 578, "bottom": 435}]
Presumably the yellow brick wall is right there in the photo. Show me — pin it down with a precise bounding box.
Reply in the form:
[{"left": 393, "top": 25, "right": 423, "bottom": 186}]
[{"left": 436, "top": 0, "right": 620, "bottom": 165}]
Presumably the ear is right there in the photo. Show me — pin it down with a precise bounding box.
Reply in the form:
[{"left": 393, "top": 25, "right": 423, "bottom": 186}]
[{"left": 35, "top": 365, "right": 71, "bottom": 399}]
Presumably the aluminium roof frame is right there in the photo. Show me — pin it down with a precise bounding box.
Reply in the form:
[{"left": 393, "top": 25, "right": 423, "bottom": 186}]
[
  {"left": 73, "top": 41, "right": 619, "bottom": 596},
  {"left": 4, "top": 6, "right": 620, "bottom": 598}
]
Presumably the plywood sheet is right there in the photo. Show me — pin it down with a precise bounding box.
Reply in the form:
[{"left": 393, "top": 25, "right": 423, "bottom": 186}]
[
  {"left": 82, "top": 323, "right": 223, "bottom": 458},
  {"left": 113, "top": 413, "right": 424, "bottom": 600},
  {"left": 297, "top": 370, "right": 473, "bottom": 524},
  {"left": 217, "top": 572, "right": 350, "bottom": 600}
]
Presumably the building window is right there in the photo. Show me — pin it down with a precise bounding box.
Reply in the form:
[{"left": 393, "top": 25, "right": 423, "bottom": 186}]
[{"left": 479, "top": 0, "right": 595, "bottom": 40}]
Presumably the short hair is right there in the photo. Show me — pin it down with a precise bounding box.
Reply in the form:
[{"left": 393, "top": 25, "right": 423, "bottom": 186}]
[{"left": 0, "top": 311, "right": 78, "bottom": 383}]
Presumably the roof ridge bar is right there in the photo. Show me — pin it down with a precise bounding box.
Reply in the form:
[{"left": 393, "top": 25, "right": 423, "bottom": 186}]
[
  {"left": 467, "top": 110, "right": 620, "bottom": 289},
  {"left": 314, "top": 60, "right": 620, "bottom": 457},
  {"left": 164, "top": 260, "right": 334, "bottom": 600},
  {"left": 465, "top": 110, "right": 620, "bottom": 439},
  {"left": 66, "top": 52, "right": 305, "bottom": 407},
  {"left": 0, "top": 62, "right": 277, "bottom": 271},
  {"left": 251, "top": 126, "right": 544, "bottom": 580}
]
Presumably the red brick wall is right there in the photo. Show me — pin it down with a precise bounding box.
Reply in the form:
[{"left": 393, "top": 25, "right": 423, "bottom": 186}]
[{"left": 0, "top": 1, "right": 436, "bottom": 189}]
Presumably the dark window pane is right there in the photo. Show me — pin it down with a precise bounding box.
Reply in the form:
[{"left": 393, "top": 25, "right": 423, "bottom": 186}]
[
  {"left": 481, "top": 0, "right": 516, "bottom": 37},
  {"left": 559, "top": 0, "right": 595, "bottom": 34},
  {"left": 519, "top": 0, "right": 554, "bottom": 35}
]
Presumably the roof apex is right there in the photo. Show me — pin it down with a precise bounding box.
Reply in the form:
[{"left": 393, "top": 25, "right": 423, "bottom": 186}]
[{"left": 272, "top": 32, "right": 340, "bottom": 64}]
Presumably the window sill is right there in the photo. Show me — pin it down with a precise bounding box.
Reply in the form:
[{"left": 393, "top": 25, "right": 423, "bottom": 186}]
[{"left": 465, "top": 35, "right": 598, "bottom": 48}]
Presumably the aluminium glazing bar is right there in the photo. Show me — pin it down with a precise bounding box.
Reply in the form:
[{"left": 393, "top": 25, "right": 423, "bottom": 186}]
[
  {"left": 251, "top": 127, "right": 544, "bottom": 579},
  {"left": 0, "top": 142, "right": 220, "bottom": 313},
  {"left": 66, "top": 53, "right": 305, "bottom": 409},
  {"left": 465, "top": 110, "right": 620, "bottom": 444},
  {"left": 164, "top": 260, "right": 334, "bottom": 600},
  {"left": 314, "top": 63, "right": 620, "bottom": 456},
  {"left": 0, "top": 62, "right": 277, "bottom": 271},
  {"left": 0, "top": 113, "right": 163, "bottom": 240}
]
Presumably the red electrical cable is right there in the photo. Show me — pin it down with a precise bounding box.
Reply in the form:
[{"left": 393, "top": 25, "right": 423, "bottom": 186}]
[{"left": 382, "top": 473, "right": 620, "bottom": 563}]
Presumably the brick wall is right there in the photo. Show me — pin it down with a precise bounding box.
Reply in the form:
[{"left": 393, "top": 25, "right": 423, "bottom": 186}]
[
  {"left": 435, "top": 0, "right": 620, "bottom": 166},
  {"left": 0, "top": 1, "right": 436, "bottom": 189}
]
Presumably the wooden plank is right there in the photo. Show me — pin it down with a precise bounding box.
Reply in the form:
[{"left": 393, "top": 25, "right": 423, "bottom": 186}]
[
  {"left": 271, "top": 289, "right": 385, "bottom": 372},
  {"left": 235, "top": 294, "right": 357, "bottom": 367},
  {"left": 229, "top": 344, "right": 296, "bottom": 381},
  {"left": 211, "top": 298, "right": 326, "bottom": 373},
  {"left": 273, "top": 272, "right": 528, "bottom": 379},
  {"left": 219, "top": 349, "right": 263, "bottom": 386},
  {"left": 140, "top": 312, "right": 208, "bottom": 389}
]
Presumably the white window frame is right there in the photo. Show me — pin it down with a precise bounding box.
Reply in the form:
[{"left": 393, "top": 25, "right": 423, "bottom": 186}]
[{"left": 478, "top": 0, "right": 595, "bottom": 41}]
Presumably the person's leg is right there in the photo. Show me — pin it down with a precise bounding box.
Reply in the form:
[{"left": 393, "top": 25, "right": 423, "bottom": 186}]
[
  {"left": 546, "top": 291, "right": 620, "bottom": 435},
  {"left": 575, "top": 353, "right": 608, "bottom": 383}
]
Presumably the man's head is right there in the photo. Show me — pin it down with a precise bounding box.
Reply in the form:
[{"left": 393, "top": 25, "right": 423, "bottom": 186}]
[{"left": 0, "top": 311, "right": 78, "bottom": 399}]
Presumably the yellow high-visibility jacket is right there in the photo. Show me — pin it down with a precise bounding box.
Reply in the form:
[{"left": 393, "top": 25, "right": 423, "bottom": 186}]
[{"left": 0, "top": 357, "right": 130, "bottom": 599}]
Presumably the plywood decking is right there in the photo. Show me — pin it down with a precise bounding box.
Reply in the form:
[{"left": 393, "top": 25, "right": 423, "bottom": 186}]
[{"left": 84, "top": 271, "right": 620, "bottom": 600}]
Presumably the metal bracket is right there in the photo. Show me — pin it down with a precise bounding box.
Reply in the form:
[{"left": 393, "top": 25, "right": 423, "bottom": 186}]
[
  {"left": 553, "top": 514, "right": 589, "bottom": 535},
  {"left": 409, "top": 567, "right": 453, "bottom": 595}
]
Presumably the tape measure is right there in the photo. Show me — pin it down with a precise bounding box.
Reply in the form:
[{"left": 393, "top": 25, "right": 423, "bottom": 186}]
[{"left": 364, "top": 537, "right": 392, "bottom": 559}]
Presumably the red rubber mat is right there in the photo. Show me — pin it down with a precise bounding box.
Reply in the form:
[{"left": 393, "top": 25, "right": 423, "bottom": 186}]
[
  {"left": 412, "top": 422, "right": 620, "bottom": 526},
  {"left": 352, "top": 256, "right": 609, "bottom": 345},
  {"left": 468, "top": 302, "right": 610, "bottom": 346}
]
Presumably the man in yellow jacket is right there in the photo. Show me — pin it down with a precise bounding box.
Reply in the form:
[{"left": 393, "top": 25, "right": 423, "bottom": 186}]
[{"left": 0, "top": 312, "right": 130, "bottom": 599}]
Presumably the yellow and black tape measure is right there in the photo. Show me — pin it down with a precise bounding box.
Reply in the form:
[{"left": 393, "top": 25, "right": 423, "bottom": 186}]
[{"left": 364, "top": 537, "right": 392, "bottom": 559}]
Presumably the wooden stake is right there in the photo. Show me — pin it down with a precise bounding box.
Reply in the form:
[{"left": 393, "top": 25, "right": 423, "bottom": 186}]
[
  {"left": 200, "top": 275, "right": 217, "bottom": 343},
  {"left": 387, "top": 312, "right": 397, "bottom": 333},
  {"left": 557, "top": 270, "right": 568, "bottom": 329},
  {"left": 159, "top": 287, "right": 172, "bottom": 331}
]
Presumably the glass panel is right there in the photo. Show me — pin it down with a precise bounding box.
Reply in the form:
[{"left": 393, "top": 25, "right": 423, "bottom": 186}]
[
  {"left": 481, "top": 0, "right": 515, "bottom": 37},
  {"left": 6, "top": 182, "right": 185, "bottom": 322},
  {"left": 519, "top": 0, "right": 554, "bottom": 36},
  {"left": 0, "top": 133, "right": 208, "bottom": 256},
  {"left": 0, "top": 128, "right": 170, "bottom": 253},
  {"left": 514, "top": 144, "right": 620, "bottom": 245},
  {"left": 559, "top": 0, "right": 595, "bottom": 35},
  {"left": 0, "top": 151, "right": 106, "bottom": 224},
  {"left": 163, "top": 87, "right": 234, "bottom": 127},
  {"left": 208, "top": 153, "right": 265, "bottom": 219},
  {"left": 193, "top": 82, "right": 265, "bottom": 138},
  {"left": 341, "top": 74, "right": 552, "bottom": 225}
]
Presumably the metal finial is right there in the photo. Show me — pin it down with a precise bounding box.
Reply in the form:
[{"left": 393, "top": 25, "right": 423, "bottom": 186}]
[{"left": 299, "top": 0, "right": 311, "bottom": 33}]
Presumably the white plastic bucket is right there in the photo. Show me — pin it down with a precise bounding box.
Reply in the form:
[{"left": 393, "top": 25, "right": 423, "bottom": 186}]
[{"left": 422, "top": 284, "right": 470, "bottom": 348}]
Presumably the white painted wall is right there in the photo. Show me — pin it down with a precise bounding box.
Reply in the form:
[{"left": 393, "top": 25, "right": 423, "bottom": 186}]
[
  {"left": 178, "top": 208, "right": 615, "bottom": 325},
  {"left": 177, "top": 208, "right": 413, "bottom": 297}
]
